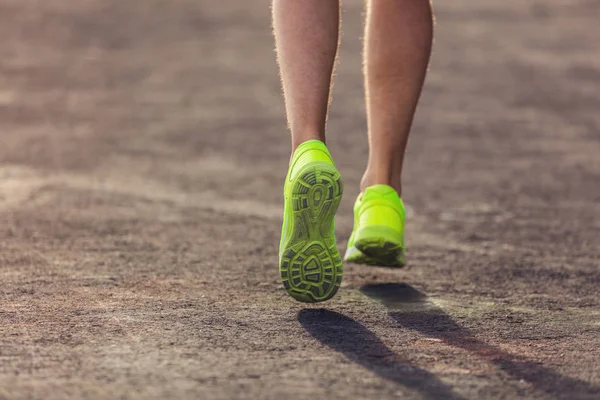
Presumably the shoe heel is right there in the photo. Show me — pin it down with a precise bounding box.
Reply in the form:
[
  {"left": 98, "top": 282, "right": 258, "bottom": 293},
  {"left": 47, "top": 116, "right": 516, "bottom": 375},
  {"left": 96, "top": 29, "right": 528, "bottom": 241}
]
[{"left": 354, "top": 225, "right": 405, "bottom": 268}]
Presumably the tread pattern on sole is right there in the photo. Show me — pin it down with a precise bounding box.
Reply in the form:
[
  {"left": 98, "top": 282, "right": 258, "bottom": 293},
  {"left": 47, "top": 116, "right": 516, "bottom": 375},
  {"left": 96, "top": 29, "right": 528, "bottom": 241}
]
[
  {"left": 280, "top": 165, "right": 343, "bottom": 303},
  {"left": 351, "top": 238, "right": 405, "bottom": 268}
]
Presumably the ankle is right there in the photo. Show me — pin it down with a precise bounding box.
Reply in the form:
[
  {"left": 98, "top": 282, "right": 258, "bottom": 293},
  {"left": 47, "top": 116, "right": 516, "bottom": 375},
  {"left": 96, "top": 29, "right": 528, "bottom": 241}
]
[
  {"left": 291, "top": 131, "right": 326, "bottom": 152},
  {"left": 360, "top": 172, "right": 402, "bottom": 196}
]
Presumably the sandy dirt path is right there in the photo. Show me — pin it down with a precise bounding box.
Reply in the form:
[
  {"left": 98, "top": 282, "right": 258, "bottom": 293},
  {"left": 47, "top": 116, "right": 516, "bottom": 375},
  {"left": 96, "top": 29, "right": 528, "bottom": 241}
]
[{"left": 0, "top": 0, "right": 599, "bottom": 399}]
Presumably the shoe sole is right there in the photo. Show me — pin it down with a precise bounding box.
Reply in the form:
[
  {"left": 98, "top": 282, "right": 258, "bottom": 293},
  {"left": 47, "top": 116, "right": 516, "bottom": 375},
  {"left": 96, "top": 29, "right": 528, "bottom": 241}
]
[
  {"left": 349, "top": 225, "right": 405, "bottom": 268},
  {"left": 280, "top": 164, "right": 343, "bottom": 303},
  {"left": 353, "top": 240, "right": 405, "bottom": 267},
  {"left": 344, "top": 245, "right": 394, "bottom": 267}
]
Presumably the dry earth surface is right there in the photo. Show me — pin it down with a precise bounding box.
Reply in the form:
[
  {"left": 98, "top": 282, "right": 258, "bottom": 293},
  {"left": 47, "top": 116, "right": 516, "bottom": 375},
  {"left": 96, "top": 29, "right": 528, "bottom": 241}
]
[{"left": 0, "top": 0, "right": 599, "bottom": 399}]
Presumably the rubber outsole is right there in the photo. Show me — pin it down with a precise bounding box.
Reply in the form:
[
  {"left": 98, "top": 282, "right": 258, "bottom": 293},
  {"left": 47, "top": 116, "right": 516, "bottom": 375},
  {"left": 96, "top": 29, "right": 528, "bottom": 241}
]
[
  {"left": 280, "top": 164, "right": 343, "bottom": 303},
  {"left": 354, "top": 237, "right": 405, "bottom": 267},
  {"left": 344, "top": 224, "right": 405, "bottom": 267}
]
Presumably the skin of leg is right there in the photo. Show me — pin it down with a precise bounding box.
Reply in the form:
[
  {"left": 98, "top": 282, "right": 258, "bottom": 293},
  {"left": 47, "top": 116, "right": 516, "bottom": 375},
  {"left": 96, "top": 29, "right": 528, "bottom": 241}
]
[
  {"left": 362, "top": 0, "right": 434, "bottom": 195},
  {"left": 272, "top": 0, "right": 341, "bottom": 150}
]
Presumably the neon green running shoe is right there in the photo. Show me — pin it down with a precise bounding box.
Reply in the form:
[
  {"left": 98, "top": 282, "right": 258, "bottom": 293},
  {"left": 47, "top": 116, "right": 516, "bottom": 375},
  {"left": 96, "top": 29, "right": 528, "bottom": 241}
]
[
  {"left": 279, "top": 140, "right": 344, "bottom": 303},
  {"left": 344, "top": 184, "right": 406, "bottom": 267}
]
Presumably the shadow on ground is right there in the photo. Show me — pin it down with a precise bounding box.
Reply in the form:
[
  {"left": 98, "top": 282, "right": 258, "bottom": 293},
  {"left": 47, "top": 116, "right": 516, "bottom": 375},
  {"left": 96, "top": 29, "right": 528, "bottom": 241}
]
[
  {"left": 299, "top": 284, "right": 600, "bottom": 400},
  {"left": 298, "top": 308, "right": 465, "bottom": 400},
  {"left": 362, "top": 283, "right": 599, "bottom": 400}
]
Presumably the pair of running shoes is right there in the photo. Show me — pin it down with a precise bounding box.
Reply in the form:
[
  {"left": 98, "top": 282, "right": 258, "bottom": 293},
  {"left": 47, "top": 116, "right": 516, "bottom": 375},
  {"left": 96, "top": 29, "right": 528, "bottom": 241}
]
[{"left": 279, "top": 140, "right": 406, "bottom": 303}]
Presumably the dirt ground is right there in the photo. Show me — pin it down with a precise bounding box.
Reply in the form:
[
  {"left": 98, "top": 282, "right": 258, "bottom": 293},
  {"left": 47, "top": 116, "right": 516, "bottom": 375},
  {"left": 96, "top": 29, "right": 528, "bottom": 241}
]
[{"left": 0, "top": 0, "right": 599, "bottom": 399}]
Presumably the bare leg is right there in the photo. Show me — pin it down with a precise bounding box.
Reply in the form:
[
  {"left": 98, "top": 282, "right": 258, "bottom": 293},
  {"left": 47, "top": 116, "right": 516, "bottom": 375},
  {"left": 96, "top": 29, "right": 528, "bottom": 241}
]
[
  {"left": 272, "top": 0, "right": 340, "bottom": 150},
  {"left": 362, "top": 0, "right": 434, "bottom": 195}
]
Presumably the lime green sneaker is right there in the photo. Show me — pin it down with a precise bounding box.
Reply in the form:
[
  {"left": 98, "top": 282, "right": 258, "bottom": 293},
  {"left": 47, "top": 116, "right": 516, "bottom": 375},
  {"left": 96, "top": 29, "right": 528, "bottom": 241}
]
[
  {"left": 344, "top": 184, "right": 406, "bottom": 267},
  {"left": 279, "top": 140, "right": 344, "bottom": 303}
]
